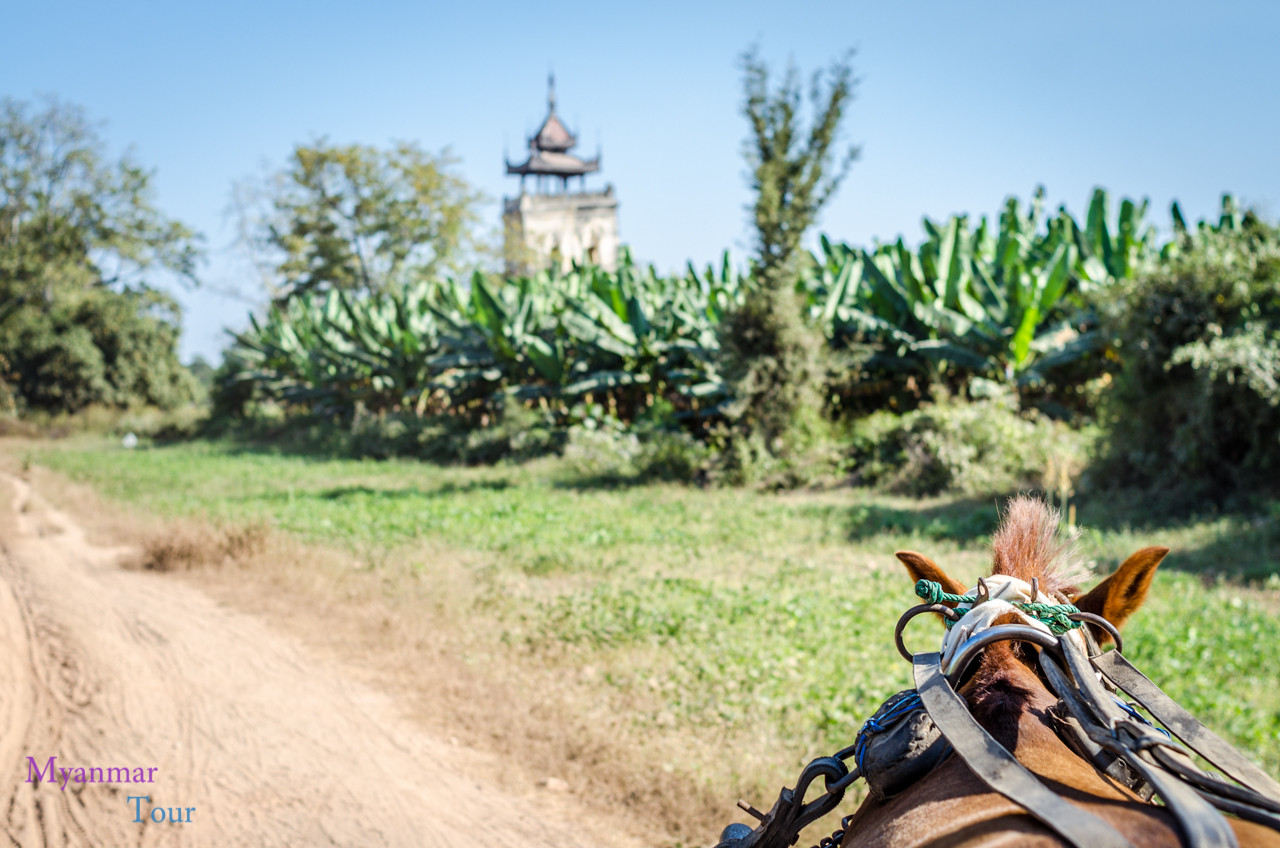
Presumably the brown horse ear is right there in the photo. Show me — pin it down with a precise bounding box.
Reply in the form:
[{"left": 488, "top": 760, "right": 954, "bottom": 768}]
[
  {"left": 1074, "top": 546, "right": 1169, "bottom": 641},
  {"left": 895, "top": 551, "right": 968, "bottom": 606}
]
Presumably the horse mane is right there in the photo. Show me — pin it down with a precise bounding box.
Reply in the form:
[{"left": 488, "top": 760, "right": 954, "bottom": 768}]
[{"left": 990, "top": 495, "right": 1090, "bottom": 599}]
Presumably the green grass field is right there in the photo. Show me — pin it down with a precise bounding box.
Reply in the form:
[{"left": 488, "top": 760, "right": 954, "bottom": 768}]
[{"left": 32, "top": 438, "right": 1280, "bottom": 796}]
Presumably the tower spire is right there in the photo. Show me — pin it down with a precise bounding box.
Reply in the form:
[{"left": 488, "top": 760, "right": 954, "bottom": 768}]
[{"left": 506, "top": 75, "right": 597, "bottom": 169}]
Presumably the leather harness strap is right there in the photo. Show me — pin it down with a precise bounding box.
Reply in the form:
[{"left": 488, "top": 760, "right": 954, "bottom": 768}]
[
  {"left": 1093, "top": 732, "right": 1241, "bottom": 848},
  {"left": 1095, "top": 650, "right": 1280, "bottom": 804},
  {"left": 714, "top": 632, "right": 1280, "bottom": 848},
  {"left": 1053, "top": 641, "right": 1240, "bottom": 848},
  {"left": 913, "top": 651, "right": 1137, "bottom": 848}
]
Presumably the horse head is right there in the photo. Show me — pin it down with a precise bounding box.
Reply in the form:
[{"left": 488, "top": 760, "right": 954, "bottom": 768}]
[
  {"left": 895, "top": 495, "right": 1167, "bottom": 751},
  {"left": 853, "top": 495, "right": 1278, "bottom": 848}
]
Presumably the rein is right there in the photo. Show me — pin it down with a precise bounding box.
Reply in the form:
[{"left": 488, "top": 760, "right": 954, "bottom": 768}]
[{"left": 713, "top": 587, "right": 1280, "bottom": 848}]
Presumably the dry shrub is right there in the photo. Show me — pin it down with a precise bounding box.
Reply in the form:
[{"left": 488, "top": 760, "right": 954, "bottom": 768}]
[
  {"left": 138, "top": 518, "right": 268, "bottom": 571},
  {"left": 0, "top": 417, "right": 42, "bottom": 438}
]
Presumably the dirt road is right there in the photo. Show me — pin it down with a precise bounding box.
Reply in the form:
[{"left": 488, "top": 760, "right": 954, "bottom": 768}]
[{"left": 0, "top": 473, "right": 638, "bottom": 847}]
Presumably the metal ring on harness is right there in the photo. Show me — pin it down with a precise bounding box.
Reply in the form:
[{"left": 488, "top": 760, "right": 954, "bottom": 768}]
[
  {"left": 894, "top": 604, "right": 962, "bottom": 662},
  {"left": 945, "top": 625, "right": 1060, "bottom": 687},
  {"left": 1068, "top": 611, "right": 1124, "bottom": 653}
]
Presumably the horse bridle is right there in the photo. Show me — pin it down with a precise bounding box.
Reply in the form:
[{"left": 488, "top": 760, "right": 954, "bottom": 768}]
[{"left": 714, "top": 605, "right": 1280, "bottom": 848}]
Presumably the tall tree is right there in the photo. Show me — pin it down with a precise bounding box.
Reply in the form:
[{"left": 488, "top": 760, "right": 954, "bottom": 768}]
[
  {"left": 0, "top": 96, "right": 203, "bottom": 413},
  {"left": 743, "top": 47, "right": 858, "bottom": 287},
  {"left": 238, "top": 141, "right": 487, "bottom": 301},
  {"left": 719, "top": 47, "right": 857, "bottom": 469}
]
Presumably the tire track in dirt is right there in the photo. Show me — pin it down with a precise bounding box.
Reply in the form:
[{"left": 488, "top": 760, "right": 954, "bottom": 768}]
[{"left": 0, "top": 474, "right": 630, "bottom": 847}]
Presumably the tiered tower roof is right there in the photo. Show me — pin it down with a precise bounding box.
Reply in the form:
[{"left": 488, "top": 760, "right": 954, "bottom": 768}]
[{"left": 506, "top": 76, "right": 599, "bottom": 179}]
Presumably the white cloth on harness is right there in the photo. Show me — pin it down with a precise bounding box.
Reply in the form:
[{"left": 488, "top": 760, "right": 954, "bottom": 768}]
[{"left": 939, "top": 574, "right": 1085, "bottom": 674}]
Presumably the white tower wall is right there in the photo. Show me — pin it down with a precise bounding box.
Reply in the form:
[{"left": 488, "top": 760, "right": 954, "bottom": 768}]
[{"left": 503, "top": 187, "right": 619, "bottom": 275}]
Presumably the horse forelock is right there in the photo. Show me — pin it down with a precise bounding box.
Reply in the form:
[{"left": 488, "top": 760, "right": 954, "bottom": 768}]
[{"left": 990, "top": 495, "right": 1089, "bottom": 599}]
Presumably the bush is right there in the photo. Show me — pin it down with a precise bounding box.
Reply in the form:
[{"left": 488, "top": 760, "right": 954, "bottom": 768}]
[
  {"left": 634, "top": 430, "right": 715, "bottom": 482},
  {"left": 332, "top": 404, "right": 554, "bottom": 464},
  {"left": 0, "top": 287, "right": 201, "bottom": 414},
  {"left": 563, "top": 416, "right": 714, "bottom": 483},
  {"left": 847, "top": 392, "right": 1096, "bottom": 496},
  {"left": 1097, "top": 219, "right": 1280, "bottom": 499},
  {"left": 709, "top": 401, "right": 844, "bottom": 490},
  {"left": 346, "top": 407, "right": 461, "bottom": 461},
  {"left": 461, "top": 402, "right": 562, "bottom": 464},
  {"left": 212, "top": 398, "right": 565, "bottom": 465},
  {"left": 563, "top": 418, "right": 642, "bottom": 476}
]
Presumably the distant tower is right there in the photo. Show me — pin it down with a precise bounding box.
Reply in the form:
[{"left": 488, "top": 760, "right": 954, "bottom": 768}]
[{"left": 503, "top": 76, "right": 619, "bottom": 274}]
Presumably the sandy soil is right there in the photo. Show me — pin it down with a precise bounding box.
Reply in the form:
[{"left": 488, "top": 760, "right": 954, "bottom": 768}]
[{"left": 0, "top": 472, "right": 644, "bottom": 848}]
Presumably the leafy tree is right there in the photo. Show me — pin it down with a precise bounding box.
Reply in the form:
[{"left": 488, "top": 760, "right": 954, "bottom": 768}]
[
  {"left": 718, "top": 47, "right": 857, "bottom": 468},
  {"left": 2, "top": 287, "right": 198, "bottom": 412},
  {"left": 0, "top": 96, "right": 202, "bottom": 413},
  {"left": 238, "top": 141, "right": 487, "bottom": 301}
]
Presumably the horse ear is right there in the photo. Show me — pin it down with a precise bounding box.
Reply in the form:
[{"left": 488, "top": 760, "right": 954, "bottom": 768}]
[
  {"left": 895, "top": 551, "right": 967, "bottom": 605},
  {"left": 1073, "top": 546, "right": 1169, "bottom": 641}
]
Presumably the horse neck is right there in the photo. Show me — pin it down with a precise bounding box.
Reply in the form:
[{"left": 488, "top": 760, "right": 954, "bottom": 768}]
[
  {"left": 963, "top": 640, "right": 1126, "bottom": 790},
  {"left": 960, "top": 643, "right": 1194, "bottom": 845}
]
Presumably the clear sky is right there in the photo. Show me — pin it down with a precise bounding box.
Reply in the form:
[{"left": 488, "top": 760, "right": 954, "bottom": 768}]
[{"left": 5, "top": 0, "right": 1278, "bottom": 362}]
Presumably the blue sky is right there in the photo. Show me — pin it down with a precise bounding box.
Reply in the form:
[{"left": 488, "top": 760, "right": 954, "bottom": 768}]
[{"left": 5, "top": 0, "right": 1278, "bottom": 362}]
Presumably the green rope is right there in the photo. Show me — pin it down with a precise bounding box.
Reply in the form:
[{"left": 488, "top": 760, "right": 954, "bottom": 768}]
[
  {"left": 914, "top": 579, "right": 1082, "bottom": 635},
  {"left": 914, "top": 579, "right": 968, "bottom": 605}
]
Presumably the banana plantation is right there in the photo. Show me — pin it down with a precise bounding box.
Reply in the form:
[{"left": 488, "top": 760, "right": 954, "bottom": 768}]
[
  {"left": 807, "top": 189, "right": 1246, "bottom": 402},
  {"left": 223, "top": 247, "right": 741, "bottom": 427},
  {"left": 222, "top": 189, "right": 1249, "bottom": 431}
]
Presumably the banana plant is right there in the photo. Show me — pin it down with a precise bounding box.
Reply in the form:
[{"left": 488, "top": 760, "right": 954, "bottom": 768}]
[
  {"left": 1164, "top": 193, "right": 1247, "bottom": 261},
  {"left": 804, "top": 188, "right": 1157, "bottom": 392},
  {"left": 1078, "top": 187, "right": 1160, "bottom": 286}
]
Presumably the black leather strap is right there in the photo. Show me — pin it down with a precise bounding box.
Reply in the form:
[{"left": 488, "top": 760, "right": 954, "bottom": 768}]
[
  {"left": 1059, "top": 638, "right": 1241, "bottom": 848},
  {"left": 1095, "top": 650, "right": 1280, "bottom": 803},
  {"left": 913, "top": 651, "right": 1137, "bottom": 848},
  {"left": 1087, "top": 732, "right": 1241, "bottom": 848},
  {"left": 1039, "top": 650, "right": 1148, "bottom": 795}
]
